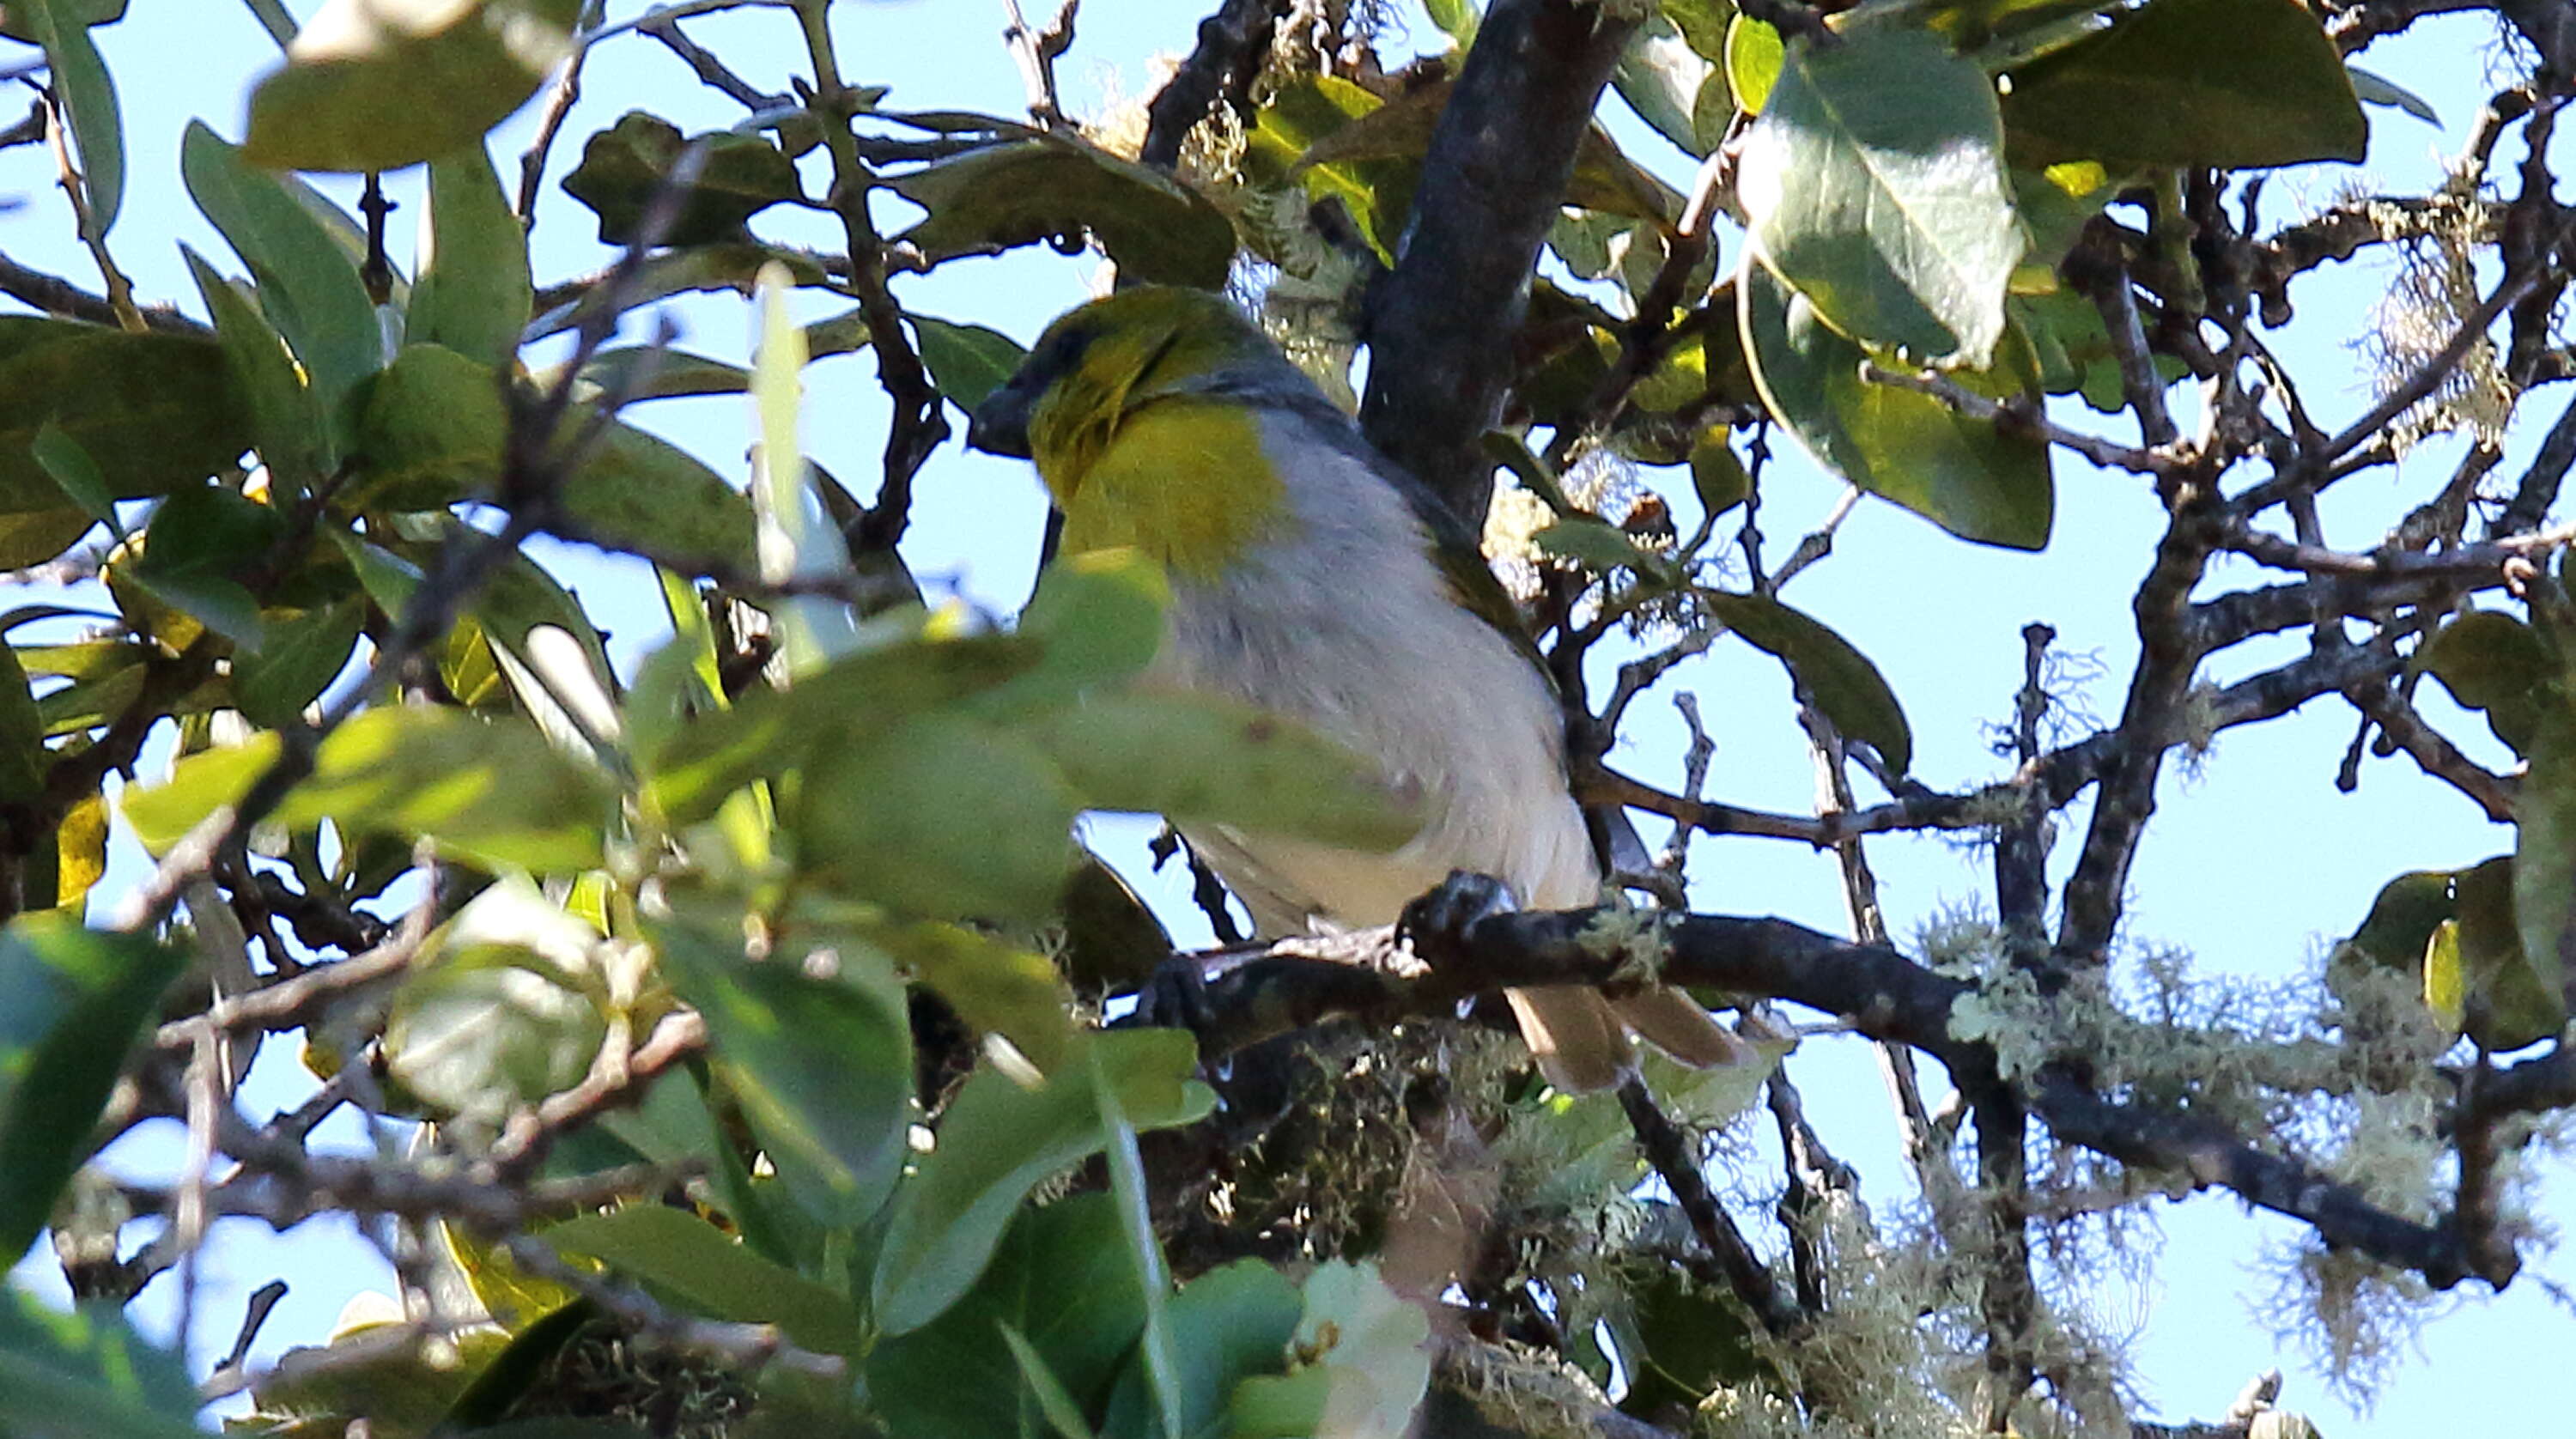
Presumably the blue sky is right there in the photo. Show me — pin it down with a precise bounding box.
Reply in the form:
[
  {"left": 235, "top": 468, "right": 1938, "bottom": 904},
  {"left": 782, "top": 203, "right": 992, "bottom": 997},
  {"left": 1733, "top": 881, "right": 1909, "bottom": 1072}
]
[{"left": 3, "top": 2, "right": 2567, "bottom": 1433}]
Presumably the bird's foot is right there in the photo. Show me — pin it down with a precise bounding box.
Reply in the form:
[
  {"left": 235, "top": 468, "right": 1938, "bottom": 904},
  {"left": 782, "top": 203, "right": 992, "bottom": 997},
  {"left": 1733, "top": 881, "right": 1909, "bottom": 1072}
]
[{"left": 1397, "top": 869, "right": 1519, "bottom": 967}]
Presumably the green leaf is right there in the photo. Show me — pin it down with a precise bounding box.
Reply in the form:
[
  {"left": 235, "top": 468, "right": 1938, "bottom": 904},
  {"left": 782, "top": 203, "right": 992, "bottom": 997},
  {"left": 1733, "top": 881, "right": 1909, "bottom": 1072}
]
[
  {"left": 793, "top": 714, "right": 1082, "bottom": 922},
  {"left": 243, "top": 0, "right": 585, "bottom": 173},
  {"left": 2421, "top": 609, "right": 2553, "bottom": 756},
  {"left": 562, "top": 421, "right": 757, "bottom": 575},
  {"left": 872, "top": 1030, "right": 1214, "bottom": 1336},
  {"left": 1229, "top": 1263, "right": 1430, "bottom": 1439},
  {"left": 1533, "top": 516, "right": 1672, "bottom": 579},
  {"left": 2512, "top": 726, "right": 2576, "bottom": 1027},
  {"left": 1100, "top": 1260, "right": 1302, "bottom": 1439},
  {"left": 410, "top": 143, "right": 534, "bottom": 370},
  {"left": 1704, "top": 592, "right": 1912, "bottom": 773},
  {"left": 890, "top": 136, "right": 1238, "bottom": 288},
  {"left": 121, "top": 706, "right": 614, "bottom": 872},
  {"left": 182, "top": 122, "right": 382, "bottom": 443},
  {"left": 656, "top": 910, "right": 914, "bottom": 1228},
  {"left": 2456, "top": 855, "right": 2566, "bottom": 1053},
  {"left": 1614, "top": 11, "right": 1728, "bottom": 157},
  {"left": 999, "top": 1323, "right": 1106, "bottom": 1439},
  {"left": 1018, "top": 694, "right": 1421, "bottom": 853},
  {"left": 0, "top": 1288, "right": 200, "bottom": 1439},
  {"left": 347, "top": 340, "right": 507, "bottom": 509},
  {"left": 1741, "top": 263, "right": 2052, "bottom": 549},
  {"left": 1723, "top": 16, "right": 1783, "bottom": 118},
  {"left": 643, "top": 630, "right": 1041, "bottom": 824},
  {"left": 252, "top": 1321, "right": 515, "bottom": 1436},
  {"left": 16, "top": 0, "right": 122, "bottom": 235},
  {"left": 347, "top": 343, "right": 756, "bottom": 570},
  {"left": 2348, "top": 65, "right": 2440, "bottom": 127},
  {"left": 0, "top": 510, "right": 96, "bottom": 568},
  {"left": 1999, "top": 0, "right": 2366, "bottom": 168},
  {"left": 182, "top": 247, "right": 331, "bottom": 491},
  {"left": 1607, "top": 1262, "right": 1765, "bottom": 1416},
  {"left": 1422, "top": 0, "right": 1478, "bottom": 43},
  {"left": 2342, "top": 870, "right": 2455, "bottom": 974},
  {"left": 120, "top": 482, "right": 285, "bottom": 648},
  {"left": 0, "top": 914, "right": 185, "bottom": 1261},
  {"left": 544, "top": 1205, "right": 866, "bottom": 1356},
  {"left": 233, "top": 595, "right": 365, "bottom": 726},
  {"left": 29, "top": 421, "right": 118, "bottom": 535},
  {"left": 0, "top": 318, "right": 250, "bottom": 516},
  {"left": 296, "top": 706, "right": 612, "bottom": 871},
  {"left": 0, "top": 644, "right": 44, "bottom": 808},
  {"left": 538, "top": 347, "right": 755, "bottom": 405},
  {"left": 913, "top": 316, "right": 1029, "bottom": 415},
  {"left": 382, "top": 877, "right": 607, "bottom": 1122},
  {"left": 974, "top": 548, "right": 1174, "bottom": 717},
  {"left": 1688, "top": 428, "right": 1749, "bottom": 519},
  {"left": 560, "top": 112, "right": 803, "bottom": 246},
  {"left": 1739, "top": 26, "right": 2022, "bottom": 367},
  {"left": 0, "top": 0, "right": 125, "bottom": 42},
  {"left": 869, "top": 1195, "right": 1147, "bottom": 1438}
]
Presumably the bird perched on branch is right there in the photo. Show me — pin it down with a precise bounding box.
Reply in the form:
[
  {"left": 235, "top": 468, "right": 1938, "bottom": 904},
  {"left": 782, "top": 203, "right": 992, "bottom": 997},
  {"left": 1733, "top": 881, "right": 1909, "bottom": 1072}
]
[{"left": 968, "top": 284, "right": 1747, "bottom": 1090}]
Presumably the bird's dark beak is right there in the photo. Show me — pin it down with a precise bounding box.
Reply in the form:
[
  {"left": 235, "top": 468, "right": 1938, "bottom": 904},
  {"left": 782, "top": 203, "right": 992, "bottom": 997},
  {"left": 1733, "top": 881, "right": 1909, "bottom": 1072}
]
[{"left": 967, "top": 374, "right": 1036, "bottom": 458}]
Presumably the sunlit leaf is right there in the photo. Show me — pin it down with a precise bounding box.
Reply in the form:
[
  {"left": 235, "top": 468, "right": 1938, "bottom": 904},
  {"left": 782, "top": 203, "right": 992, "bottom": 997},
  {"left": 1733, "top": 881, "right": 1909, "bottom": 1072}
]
[
  {"left": 1739, "top": 26, "right": 2022, "bottom": 367},
  {"left": 884, "top": 922, "right": 1078, "bottom": 1076},
  {"left": 121, "top": 706, "right": 613, "bottom": 872},
  {"left": 244, "top": 0, "right": 585, "bottom": 173},
  {"left": 643, "top": 630, "right": 1040, "bottom": 824},
  {"left": 1017, "top": 694, "right": 1421, "bottom": 853},
  {"left": 410, "top": 142, "right": 534, "bottom": 370},
  {"left": 793, "top": 714, "right": 1081, "bottom": 922}
]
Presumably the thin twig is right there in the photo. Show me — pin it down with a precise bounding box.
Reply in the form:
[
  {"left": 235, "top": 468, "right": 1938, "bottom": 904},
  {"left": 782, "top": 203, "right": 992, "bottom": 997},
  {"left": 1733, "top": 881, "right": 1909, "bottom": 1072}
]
[{"left": 1858, "top": 361, "right": 2173, "bottom": 477}]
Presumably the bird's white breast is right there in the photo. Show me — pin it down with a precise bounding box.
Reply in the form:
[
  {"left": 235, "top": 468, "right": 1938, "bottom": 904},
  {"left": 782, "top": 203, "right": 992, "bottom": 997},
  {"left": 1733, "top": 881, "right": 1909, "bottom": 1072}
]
[{"left": 1149, "top": 410, "right": 1597, "bottom": 935}]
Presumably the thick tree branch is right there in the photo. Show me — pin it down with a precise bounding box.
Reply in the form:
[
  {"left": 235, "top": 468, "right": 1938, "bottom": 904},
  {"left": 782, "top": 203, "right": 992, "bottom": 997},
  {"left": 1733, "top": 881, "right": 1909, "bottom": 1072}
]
[
  {"left": 1146, "top": 900, "right": 2504, "bottom": 1289},
  {"left": 1359, "top": 0, "right": 1643, "bottom": 522},
  {"left": 1139, "top": 0, "right": 1286, "bottom": 169}
]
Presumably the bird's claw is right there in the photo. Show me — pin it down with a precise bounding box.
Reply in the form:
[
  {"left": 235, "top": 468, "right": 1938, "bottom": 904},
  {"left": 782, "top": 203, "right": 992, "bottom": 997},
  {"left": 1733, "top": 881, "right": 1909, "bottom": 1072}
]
[{"left": 1398, "top": 870, "right": 1519, "bottom": 958}]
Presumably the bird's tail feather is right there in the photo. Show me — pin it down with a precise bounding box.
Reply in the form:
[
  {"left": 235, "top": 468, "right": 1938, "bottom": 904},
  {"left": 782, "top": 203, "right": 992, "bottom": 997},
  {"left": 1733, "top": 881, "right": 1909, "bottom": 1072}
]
[
  {"left": 1613, "top": 986, "right": 1756, "bottom": 1070},
  {"left": 1504, "top": 986, "right": 1631, "bottom": 1093}
]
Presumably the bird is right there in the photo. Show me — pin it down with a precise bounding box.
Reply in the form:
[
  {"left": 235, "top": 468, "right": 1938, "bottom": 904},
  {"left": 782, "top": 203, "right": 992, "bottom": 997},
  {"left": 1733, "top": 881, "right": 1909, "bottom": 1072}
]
[{"left": 966, "top": 283, "right": 1747, "bottom": 1091}]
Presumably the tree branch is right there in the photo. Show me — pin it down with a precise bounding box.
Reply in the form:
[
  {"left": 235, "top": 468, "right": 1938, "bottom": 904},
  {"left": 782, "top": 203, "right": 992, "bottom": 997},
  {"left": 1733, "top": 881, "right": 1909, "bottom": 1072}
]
[
  {"left": 1359, "top": 0, "right": 1643, "bottom": 522},
  {"left": 1139, "top": 899, "right": 2505, "bottom": 1289}
]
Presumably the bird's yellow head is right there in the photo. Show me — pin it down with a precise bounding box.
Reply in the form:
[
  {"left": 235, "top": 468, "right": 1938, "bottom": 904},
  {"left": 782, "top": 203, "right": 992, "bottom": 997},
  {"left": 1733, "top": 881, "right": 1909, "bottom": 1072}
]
[{"left": 969, "top": 286, "right": 1320, "bottom": 574}]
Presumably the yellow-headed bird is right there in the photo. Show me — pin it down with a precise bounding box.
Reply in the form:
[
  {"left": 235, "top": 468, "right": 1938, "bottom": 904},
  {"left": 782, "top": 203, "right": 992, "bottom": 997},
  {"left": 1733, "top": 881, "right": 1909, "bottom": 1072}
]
[{"left": 969, "top": 285, "right": 1747, "bottom": 1091}]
